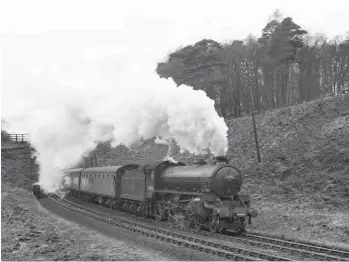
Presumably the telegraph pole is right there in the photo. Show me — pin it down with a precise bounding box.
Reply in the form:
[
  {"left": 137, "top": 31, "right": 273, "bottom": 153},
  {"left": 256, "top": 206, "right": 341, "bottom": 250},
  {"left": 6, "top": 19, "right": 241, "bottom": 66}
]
[{"left": 246, "top": 61, "right": 261, "bottom": 163}]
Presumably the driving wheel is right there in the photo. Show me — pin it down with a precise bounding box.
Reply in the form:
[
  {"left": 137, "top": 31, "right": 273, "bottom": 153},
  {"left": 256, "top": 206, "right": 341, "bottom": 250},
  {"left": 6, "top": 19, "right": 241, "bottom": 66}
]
[
  {"left": 183, "top": 211, "right": 193, "bottom": 228},
  {"left": 154, "top": 203, "right": 167, "bottom": 222},
  {"left": 208, "top": 214, "right": 223, "bottom": 233},
  {"left": 193, "top": 217, "right": 203, "bottom": 232}
]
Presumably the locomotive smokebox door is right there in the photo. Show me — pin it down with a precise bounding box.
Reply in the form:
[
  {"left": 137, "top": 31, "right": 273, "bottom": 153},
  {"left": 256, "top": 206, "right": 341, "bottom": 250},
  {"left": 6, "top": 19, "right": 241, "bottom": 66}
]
[{"left": 210, "top": 165, "right": 243, "bottom": 198}]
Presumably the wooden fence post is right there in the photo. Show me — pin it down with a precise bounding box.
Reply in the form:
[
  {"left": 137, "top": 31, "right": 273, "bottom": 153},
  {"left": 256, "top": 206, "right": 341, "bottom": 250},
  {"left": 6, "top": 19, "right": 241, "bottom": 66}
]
[{"left": 94, "top": 153, "right": 98, "bottom": 167}]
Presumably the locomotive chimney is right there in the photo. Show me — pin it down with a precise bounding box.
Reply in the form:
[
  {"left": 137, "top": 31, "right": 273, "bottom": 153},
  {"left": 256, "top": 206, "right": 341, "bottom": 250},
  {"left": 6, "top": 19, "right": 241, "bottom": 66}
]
[{"left": 215, "top": 156, "right": 229, "bottom": 164}]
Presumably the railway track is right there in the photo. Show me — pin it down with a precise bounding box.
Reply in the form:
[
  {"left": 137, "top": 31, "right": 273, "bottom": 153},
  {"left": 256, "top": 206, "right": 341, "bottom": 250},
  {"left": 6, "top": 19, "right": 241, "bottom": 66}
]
[
  {"left": 67, "top": 194, "right": 349, "bottom": 261},
  {"left": 244, "top": 231, "right": 349, "bottom": 253},
  {"left": 57, "top": 195, "right": 349, "bottom": 261},
  {"left": 193, "top": 228, "right": 349, "bottom": 261},
  {"left": 48, "top": 195, "right": 290, "bottom": 261},
  {"left": 242, "top": 232, "right": 349, "bottom": 260}
]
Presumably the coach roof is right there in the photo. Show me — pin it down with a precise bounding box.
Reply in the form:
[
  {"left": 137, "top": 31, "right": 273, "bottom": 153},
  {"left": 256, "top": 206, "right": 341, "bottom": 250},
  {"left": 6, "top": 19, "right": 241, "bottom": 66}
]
[{"left": 82, "top": 164, "right": 140, "bottom": 173}]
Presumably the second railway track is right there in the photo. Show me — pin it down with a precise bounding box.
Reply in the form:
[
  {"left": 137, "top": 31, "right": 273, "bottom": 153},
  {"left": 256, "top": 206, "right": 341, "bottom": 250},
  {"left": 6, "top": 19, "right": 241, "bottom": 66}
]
[
  {"left": 242, "top": 232, "right": 349, "bottom": 259},
  {"left": 195, "top": 228, "right": 349, "bottom": 261}
]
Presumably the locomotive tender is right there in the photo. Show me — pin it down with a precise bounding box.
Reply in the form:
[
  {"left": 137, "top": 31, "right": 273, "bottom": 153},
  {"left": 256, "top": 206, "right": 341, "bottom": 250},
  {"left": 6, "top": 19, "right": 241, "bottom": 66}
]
[{"left": 65, "top": 156, "right": 257, "bottom": 234}]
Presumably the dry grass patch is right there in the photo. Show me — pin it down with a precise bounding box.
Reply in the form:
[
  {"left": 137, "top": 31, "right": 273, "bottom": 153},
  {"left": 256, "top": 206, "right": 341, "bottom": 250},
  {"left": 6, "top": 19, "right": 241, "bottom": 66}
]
[{"left": 247, "top": 199, "right": 349, "bottom": 249}]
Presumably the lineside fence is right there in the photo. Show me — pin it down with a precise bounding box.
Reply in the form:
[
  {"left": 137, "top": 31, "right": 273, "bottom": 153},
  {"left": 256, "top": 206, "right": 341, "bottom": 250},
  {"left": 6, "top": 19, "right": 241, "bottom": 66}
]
[{"left": 1, "top": 133, "right": 29, "bottom": 144}]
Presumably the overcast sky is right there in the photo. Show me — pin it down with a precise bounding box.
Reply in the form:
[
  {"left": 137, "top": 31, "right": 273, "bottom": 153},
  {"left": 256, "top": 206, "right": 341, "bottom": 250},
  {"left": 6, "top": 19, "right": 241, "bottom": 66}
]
[
  {"left": 1, "top": 0, "right": 348, "bottom": 39},
  {"left": 1, "top": 0, "right": 349, "bottom": 131}
]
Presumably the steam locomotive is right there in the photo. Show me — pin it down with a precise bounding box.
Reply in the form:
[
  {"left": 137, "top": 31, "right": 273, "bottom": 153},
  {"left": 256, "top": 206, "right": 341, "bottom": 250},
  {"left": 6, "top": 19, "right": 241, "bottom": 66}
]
[{"left": 64, "top": 156, "right": 257, "bottom": 234}]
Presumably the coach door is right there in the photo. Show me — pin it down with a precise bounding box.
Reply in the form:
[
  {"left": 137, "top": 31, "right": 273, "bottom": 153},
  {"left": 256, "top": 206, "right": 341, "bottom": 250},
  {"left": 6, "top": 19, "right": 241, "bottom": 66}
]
[
  {"left": 145, "top": 169, "right": 155, "bottom": 198},
  {"left": 114, "top": 171, "right": 122, "bottom": 197}
]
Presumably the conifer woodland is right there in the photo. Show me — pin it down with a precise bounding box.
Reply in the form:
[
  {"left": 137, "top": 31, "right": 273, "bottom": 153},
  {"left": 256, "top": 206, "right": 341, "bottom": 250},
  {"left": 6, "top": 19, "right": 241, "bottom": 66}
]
[{"left": 157, "top": 11, "right": 349, "bottom": 119}]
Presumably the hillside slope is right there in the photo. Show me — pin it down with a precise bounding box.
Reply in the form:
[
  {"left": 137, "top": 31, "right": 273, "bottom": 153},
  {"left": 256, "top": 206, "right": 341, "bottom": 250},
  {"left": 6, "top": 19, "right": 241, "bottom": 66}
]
[
  {"left": 89, "top": 94, "right": 349, "bottom": 210},
  {"left": 227, "top": 93, "right": 349, "bottom": 208},
  {"left": 1, "top": 146, "right": 38, "bottom": 190}
]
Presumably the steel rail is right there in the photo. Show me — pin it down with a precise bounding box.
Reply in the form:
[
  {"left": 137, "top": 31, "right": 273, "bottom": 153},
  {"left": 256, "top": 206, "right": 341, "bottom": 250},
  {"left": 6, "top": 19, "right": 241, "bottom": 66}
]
[
  {"left": 193, "top": 229, "right": 348, "bottom": 261},
  {"left": 241, "top": 232, "right": 349, "bottom": 260}
]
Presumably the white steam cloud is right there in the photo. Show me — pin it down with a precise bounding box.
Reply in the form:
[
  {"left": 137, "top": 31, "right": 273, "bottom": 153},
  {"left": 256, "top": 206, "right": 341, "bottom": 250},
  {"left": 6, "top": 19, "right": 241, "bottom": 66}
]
[{"left": 2, "top": 32, "right": 228, "bottom": 193}]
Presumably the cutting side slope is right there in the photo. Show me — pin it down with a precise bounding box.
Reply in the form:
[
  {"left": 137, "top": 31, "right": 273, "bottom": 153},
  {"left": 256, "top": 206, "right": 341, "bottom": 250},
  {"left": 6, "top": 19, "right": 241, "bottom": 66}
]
[
  {"left": 226, "top": 94, "right": 349, "bottom": 208},
  {"left": 90, "top": 94, "right": 349, "bottom": 209}
]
